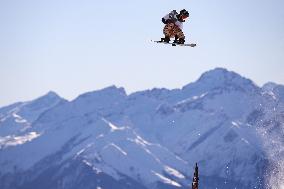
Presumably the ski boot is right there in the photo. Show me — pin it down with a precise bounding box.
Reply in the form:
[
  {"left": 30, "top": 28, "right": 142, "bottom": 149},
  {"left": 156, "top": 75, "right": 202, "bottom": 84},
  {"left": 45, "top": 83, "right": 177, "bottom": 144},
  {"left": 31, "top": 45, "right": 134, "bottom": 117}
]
[
  {"left": 176, "top": 38, "right": 185, "bottom": 44},
  {"left": 173, "top": 35, "right": 179, "bottom": 44},
  {"left": 172, "top": 37, "right": 185, "bottom": 46},
  {"left": 161, "top": 36, "right": 170, "bottom": 43}
]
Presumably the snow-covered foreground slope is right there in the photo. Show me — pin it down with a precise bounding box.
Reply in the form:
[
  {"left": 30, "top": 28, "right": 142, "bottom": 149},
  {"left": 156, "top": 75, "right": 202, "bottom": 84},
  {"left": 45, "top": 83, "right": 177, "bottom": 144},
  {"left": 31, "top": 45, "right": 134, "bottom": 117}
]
[{"left": 0, "top": 68, "right": 283, "bottom": 189}]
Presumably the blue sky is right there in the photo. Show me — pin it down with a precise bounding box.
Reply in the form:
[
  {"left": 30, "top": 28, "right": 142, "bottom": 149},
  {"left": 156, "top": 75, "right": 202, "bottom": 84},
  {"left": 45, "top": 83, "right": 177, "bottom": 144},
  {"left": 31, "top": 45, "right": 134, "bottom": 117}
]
[{"left": 0, "top": 0, "right": 284, "bottom": 106}]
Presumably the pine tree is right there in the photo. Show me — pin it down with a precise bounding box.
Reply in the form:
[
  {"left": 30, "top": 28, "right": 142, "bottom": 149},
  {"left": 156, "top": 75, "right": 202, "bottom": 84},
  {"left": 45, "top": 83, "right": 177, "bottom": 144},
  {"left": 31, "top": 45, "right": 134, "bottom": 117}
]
[{"left": 192, "top": 163, "right": 199, "bottom": 189}]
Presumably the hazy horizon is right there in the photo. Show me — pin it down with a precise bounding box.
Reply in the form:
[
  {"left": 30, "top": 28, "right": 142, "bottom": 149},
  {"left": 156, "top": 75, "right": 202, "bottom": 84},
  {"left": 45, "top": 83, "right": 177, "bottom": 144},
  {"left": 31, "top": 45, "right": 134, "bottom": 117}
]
[{"left": 0, "top": 67, "right": 282, "bottom": 107}]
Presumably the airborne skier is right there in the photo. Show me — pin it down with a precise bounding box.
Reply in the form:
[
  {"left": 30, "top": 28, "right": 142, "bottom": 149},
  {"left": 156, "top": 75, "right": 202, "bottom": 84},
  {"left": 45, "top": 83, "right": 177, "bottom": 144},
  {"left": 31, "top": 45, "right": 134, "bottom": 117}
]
[{"left": 161, "top": 9, "right": 189, "bottom": 44}]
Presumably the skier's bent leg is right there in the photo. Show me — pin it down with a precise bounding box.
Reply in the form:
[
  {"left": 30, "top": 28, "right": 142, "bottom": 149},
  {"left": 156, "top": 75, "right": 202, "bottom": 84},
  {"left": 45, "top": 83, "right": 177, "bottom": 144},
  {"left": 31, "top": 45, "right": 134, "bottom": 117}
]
[
  {"left": 171, "top": 26, "right": 185, "bottom": 44},
  {"left": 162, "top": 23, "right": 175, "bottom": 42},
  {"left": 176, "top": 29, "right": 185, "bottom": 44}
]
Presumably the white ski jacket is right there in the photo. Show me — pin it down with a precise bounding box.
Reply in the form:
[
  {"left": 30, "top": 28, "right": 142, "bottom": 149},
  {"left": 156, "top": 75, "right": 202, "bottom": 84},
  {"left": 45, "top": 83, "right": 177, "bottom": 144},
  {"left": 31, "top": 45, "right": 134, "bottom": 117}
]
[{"left": 163, "top": 10, "right": 183, "bottom": 30}]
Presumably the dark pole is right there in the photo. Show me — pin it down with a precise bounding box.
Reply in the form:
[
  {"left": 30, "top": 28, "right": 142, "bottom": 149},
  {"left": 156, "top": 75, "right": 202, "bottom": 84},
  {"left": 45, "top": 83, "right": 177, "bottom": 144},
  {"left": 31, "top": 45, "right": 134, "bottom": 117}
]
[{"left": 192, "top": 163, "right": 199, "bottom": 189}]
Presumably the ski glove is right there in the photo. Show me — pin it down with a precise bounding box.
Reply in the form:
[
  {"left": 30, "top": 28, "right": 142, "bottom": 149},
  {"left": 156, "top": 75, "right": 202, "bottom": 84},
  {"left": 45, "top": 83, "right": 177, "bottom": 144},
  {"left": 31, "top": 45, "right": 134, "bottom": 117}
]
[{"left": 162, "top": 18, "right": 167, "bottom": 24}]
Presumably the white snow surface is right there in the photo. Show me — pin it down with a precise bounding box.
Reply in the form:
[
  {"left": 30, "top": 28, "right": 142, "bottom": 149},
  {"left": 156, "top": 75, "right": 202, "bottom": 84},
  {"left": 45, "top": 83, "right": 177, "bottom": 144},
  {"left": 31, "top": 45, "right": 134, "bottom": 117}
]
[
  {"left": 0, "top": 132, "right": 41, "bottom": 149},
  {"left": 151, "top": 170, "right": 182, "bottom": 187}
]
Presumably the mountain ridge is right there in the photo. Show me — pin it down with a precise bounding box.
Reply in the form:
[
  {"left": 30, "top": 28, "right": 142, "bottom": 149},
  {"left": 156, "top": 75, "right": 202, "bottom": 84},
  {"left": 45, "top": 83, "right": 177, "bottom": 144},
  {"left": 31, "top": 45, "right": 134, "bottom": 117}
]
[{"left": 0, "top": 67, "right": 283, "bottom": 189}]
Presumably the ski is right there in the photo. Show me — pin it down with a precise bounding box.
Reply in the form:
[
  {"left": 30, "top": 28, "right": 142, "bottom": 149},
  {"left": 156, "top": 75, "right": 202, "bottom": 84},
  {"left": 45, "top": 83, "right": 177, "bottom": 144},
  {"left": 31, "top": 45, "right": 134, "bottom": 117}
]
[{"left": 152, "top": 40, "right": 196, "bottom": 47}]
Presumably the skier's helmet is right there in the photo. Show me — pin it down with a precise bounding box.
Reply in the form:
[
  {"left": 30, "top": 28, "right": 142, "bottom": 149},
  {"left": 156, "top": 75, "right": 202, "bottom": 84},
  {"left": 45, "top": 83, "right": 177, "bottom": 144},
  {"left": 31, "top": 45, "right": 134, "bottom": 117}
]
[{"left": 180, "top": 9, "right": 189, "bottom": 18}]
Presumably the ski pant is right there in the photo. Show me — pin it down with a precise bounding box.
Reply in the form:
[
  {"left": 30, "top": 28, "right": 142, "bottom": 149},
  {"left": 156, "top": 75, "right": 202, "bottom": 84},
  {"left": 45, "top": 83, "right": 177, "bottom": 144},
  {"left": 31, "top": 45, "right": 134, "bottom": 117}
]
[{"left": 163, "top": 23, "right": 185, "bottom": 39}]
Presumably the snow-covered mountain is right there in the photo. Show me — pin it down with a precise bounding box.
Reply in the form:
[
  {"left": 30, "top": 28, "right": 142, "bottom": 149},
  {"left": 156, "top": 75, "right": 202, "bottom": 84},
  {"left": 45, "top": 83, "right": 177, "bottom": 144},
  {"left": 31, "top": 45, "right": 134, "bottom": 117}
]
[
  {"left": 0, "top": 68, "right": 283, "bottom": 189},
  {"left": 0, "top": 91, "right": 66, "bottom": 147}
]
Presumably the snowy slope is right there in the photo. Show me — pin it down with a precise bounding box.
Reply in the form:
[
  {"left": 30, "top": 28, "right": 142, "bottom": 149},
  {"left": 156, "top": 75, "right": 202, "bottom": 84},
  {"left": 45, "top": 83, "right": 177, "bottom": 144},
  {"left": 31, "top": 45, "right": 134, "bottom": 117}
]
[{"left": 0, "top": 68, "right": 283, "bottom": 189}]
